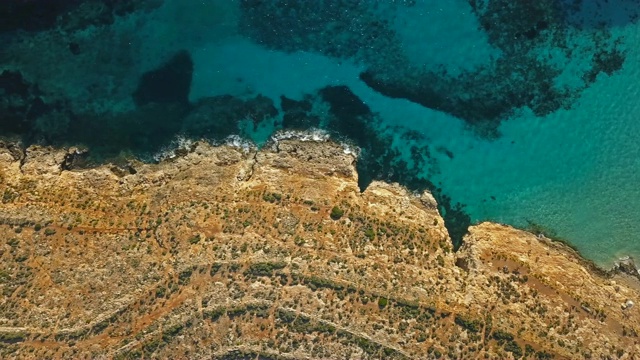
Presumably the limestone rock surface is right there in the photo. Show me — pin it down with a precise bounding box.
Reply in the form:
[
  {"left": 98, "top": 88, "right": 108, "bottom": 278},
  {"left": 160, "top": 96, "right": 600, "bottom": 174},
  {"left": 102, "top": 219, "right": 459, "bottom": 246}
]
[{"left": 0, "top": 139, "right": 638, "bottom": 359}]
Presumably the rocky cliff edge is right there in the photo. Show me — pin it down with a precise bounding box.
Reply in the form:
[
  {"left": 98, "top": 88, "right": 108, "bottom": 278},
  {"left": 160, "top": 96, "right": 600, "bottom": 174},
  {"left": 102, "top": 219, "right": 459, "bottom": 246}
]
[{"left": 0, "top": 138, "right": 638, "bottom": 359}]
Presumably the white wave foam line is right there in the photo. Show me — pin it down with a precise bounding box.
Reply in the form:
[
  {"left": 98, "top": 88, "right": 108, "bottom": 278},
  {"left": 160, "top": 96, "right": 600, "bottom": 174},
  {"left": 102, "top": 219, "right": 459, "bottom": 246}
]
[
  {"left": 152, "top": 136, "right": 196, "bottom": 162},
  {"left": 223, "top": 135, "right": 256, "bottom": 153},
  {"left": 270, "top": 129, "right": 361, "bottom": 156},
  {"left": 342, "top": 144, "right": 360, "bottom": 156},
  {"left": 271, "top": 128, "right": 331, "bottom": 142}
]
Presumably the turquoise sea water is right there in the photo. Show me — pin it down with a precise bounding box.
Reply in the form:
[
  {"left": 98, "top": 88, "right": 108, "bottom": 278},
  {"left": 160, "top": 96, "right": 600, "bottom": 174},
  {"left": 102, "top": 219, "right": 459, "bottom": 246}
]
[
  {"left": 2, "top": 0, "right": 640, "bottom": 267},
  {"left": 188, "top": 0, "right": 640, "bottom": 266}
]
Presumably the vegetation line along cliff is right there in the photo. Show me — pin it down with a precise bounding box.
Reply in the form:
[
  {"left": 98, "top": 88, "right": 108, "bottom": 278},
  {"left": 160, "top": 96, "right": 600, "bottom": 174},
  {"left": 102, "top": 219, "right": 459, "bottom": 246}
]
[{"left": 0, "top": 139, "right": 638, "bottom": 359}]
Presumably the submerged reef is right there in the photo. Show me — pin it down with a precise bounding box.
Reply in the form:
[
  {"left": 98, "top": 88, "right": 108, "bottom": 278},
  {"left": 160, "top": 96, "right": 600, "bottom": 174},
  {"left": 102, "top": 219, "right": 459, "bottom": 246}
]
[
  {"left": 239, "top": 0, "right": 633, "bottom": 136},
  {"left": 0, "top": 0, "right": 160, "bottom": 33},
  {"left": 133, "top": 50, "right": 194, "bottom": 107}
]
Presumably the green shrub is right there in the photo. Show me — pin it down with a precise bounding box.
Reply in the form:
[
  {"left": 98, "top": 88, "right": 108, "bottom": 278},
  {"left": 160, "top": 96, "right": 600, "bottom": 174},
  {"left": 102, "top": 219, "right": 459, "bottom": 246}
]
[
  {"left": 245, "top": 262, "right": 286, "bottom": 277},
  {"left": 2, "top": 189, "right": 17, "bottom": 203},
  {"left": 294, "top": 236, "right": 305, "bottom": 246},
  {"left": 263, "top": 192, "right": 282, "bottom": 203},
  {"left": 525, "top": 344, "right": 535, "bottom": 356},
  {"left": 246, "top": 303, "right": 270, "bottom": 318},
  {"left": 210, "top": 263, "right": 222, "bottom": 276},
  {"left": 364, "top": 227, "right": 375, "bottom": 240},
  {"left": 227, "top": 306, "right": 247, "bottom": 319},
  {"left": 188, "top": 234, "right": 200, "bottom": 244},
  {"left": 0, "top": 270, "right": 10, "bottom": 282},
  {"left": 15, "top": 254, "right": 28, "bottom": 262},
  {"left": 0, "top": 332, "right": 26, "bottom": 343},
  {"left": 178, "top": 268, "right": 193, "bottom": 285},
  {"left": 162, "top": 324, "right": 183, "bottom": 343},
  {"left": 492, "top": 330, "right": 514, "bottom": 343},
  {"left": 155, "top": 286, "right": 166, "bottom": 298},
  {"left": 306, "top": 276, "right": 343, "bottom": 291},
  {"left": 378, "top": 297, "right": 388, "bottom": 308},
  {"left": 535, "top": 350, "right": 553, "bottom": 360},
  {"left": 277, "top": 309, "right": 296, "bottom": 323},
  {"left": 142, "top": 338, "right": 161, "bottom": 354},
  {"left": 204, "top": 308, "right": 225, "bottom": 321},
  {"left": 455, "top": 315, "right": 482, "bottom": 333},
  {"left": 503, "top": 340, "right": 523, "bottom": 358},
  {"left": 330, "top": 206, "right": 344, "bottom": 220}
]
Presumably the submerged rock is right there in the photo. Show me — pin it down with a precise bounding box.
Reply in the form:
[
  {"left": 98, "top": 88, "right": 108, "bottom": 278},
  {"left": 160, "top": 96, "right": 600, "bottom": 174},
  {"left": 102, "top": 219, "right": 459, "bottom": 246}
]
[
  {"left": 615, "top": 256, "right": 640, "bottom": 278},
  {"left": 133, "top": 50, "right": 194, "bottom": 107}
]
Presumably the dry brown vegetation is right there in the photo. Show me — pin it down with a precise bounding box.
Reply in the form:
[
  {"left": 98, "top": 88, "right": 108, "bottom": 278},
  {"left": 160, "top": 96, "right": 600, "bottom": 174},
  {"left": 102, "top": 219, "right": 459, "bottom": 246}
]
[{"left": 0, "top": 139, "right": 638, "bottom": 359}]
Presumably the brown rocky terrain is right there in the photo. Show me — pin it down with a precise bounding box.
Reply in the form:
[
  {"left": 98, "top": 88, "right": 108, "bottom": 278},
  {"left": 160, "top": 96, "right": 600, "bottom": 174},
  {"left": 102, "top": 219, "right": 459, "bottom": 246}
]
[{"left": 0, "top": 138, "right": 638, "bottom": 359}]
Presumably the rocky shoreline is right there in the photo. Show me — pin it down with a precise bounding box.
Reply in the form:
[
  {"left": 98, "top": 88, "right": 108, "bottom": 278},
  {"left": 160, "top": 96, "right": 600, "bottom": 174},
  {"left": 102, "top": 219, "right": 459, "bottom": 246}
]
[
  {"left": 528, "top": 229, "right": 640, "bottom": 283},
  {"left": 3, "top": 135, "right": 639, "bottom": 280}
]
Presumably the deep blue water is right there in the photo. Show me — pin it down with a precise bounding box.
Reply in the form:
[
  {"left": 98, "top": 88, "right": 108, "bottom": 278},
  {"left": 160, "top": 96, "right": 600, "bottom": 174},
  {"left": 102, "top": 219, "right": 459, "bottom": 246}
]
[{"left": 2, "top": 0, "right": 640, "bottom": 266}]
